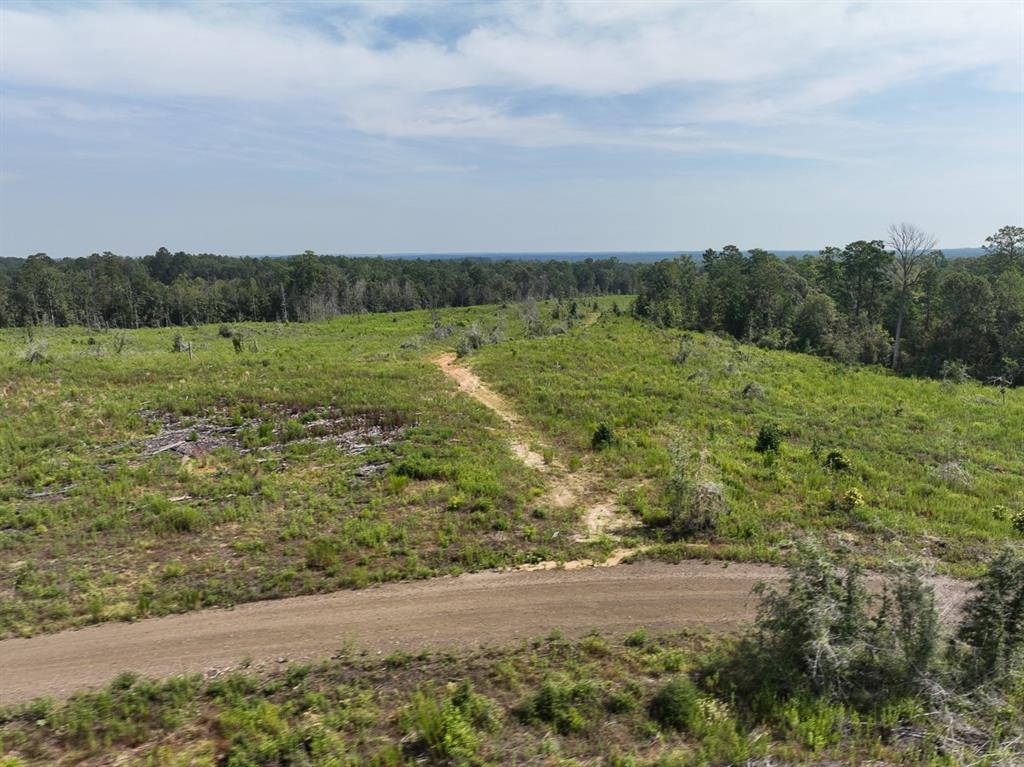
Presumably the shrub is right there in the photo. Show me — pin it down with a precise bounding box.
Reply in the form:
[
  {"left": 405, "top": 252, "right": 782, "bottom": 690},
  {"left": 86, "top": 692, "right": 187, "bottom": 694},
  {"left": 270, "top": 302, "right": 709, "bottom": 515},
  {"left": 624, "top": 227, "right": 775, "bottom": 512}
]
[
  {"left": 673, "top": 338, "right": 691, "bottom": 365},
  {"left": 741, "top": 381, "right": 766, "bottom": 400},
  {"left": 172, "top": 332, "right": 185, "bottom": 353},
  {"left": 517, "top": 676, "right": 601, "bottom": 734},
  {"left": 404, "top": 682, "right": 499, "bottom": 764},
  {"left": 822, "top": 450, "right": 852, "bottom": 472},
  {"left": 218, "top": 325, "right": 235, "bottom": 338},
  {"left": 950, "top": 550, "right": 1024, "bottom": 687},
  {"left": 940, "top": 359, "right": 970, "bottom": 383},
  {"left": 754, "top": 423, "right": 782, "bottom": 454},
  {"left": 591, "top": 423, "right": 617, "bottom": 450},
  {"left": 1012, "top": 511, "right": 1024, "bottom": 536},
  {"left": 745, "top": 543, "right": 941, "bottom": 705},
  {"left": 663, "top": 441, "right": 727, "bottom": 540},
  {"left": 304, "top": 538, "right": 338, "bottom": 571},
  {"left": 22, "top": 341, "right": 48, "bottom": 364},
  {"left": 837, "top": 487, "right": 865, "bottom": 511},
  {"left": 648, "top": 677, "right": 701, "bottom": 732}
]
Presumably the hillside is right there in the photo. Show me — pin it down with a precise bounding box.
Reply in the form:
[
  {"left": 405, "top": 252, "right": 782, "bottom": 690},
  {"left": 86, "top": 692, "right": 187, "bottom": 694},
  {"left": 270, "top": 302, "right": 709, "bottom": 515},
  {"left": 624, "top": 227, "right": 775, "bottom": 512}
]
[{"left": 1, "top": 299, "right": 1020, "bottom": 640}]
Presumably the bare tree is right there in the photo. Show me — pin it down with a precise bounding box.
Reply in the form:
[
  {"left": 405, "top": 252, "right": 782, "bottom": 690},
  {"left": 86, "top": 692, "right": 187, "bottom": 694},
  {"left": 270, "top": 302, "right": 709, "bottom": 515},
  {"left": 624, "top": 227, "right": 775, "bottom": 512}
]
[{"left": 887, "top": 222, "right": 938, "bottom": 371}]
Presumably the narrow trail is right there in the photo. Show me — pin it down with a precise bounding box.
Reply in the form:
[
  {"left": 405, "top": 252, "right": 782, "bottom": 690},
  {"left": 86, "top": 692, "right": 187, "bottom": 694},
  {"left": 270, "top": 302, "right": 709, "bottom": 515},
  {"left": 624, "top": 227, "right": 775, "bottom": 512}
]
[{"left": 433, "top": 351, "right": 633, "bottom": 552}]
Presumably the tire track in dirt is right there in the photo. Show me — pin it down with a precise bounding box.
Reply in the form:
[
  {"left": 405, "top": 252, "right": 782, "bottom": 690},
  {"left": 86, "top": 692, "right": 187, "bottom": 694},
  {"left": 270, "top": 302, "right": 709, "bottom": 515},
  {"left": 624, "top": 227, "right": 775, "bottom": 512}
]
[{"left": 433, "top": 352, "right": 634, "bottom": 553}]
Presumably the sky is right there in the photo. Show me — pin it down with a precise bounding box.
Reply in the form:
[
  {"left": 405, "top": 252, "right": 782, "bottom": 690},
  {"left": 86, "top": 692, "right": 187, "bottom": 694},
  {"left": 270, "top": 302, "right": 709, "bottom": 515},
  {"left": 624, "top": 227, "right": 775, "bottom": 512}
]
[{"left": 0, "top": 0, "right": 1022, "bottom": 258}]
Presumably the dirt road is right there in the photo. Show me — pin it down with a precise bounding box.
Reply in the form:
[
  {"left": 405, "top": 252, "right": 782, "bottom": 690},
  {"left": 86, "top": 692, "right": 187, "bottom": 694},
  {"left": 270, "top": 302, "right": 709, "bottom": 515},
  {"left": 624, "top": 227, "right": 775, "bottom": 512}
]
[{"left": 1, "top": 561, "right": 786, "bottom": 704}]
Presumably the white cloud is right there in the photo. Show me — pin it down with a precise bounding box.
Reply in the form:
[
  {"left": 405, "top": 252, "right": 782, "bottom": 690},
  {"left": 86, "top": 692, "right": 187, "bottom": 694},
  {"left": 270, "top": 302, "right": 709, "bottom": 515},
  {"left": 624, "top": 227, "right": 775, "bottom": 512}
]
[{"left": 0, "top": 0, "right": 1020, "bottom": 153}]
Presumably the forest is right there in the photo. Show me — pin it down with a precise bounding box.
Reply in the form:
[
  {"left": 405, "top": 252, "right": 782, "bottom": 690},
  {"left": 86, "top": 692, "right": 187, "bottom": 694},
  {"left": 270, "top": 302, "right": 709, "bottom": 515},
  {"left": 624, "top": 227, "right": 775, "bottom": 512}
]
[
  {"left": 633, "top": 225, "right": 1024, "bottom": 381},
  {"left": 1, "top": 224, "right": 1021, "bottom": 382}
]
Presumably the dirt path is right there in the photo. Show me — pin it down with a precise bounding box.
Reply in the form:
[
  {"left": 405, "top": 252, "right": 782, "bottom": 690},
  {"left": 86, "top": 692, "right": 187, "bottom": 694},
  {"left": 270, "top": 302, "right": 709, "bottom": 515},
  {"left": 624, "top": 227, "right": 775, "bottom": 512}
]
[
  {"left": 0, "top": 561, "right": 970, "bottom": 705},
  {"left": 0, "top": 561, "right": 781, "bottom": 704},
  {"left": 434, "top": 352, "right": 630, "bottom": 544}
]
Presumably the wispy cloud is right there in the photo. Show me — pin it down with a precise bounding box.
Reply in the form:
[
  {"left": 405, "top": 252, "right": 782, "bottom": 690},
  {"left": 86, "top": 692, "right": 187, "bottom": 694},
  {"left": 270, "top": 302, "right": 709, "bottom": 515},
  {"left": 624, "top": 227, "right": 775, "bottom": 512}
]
[{"left": 1, "top": 1, "right": 1020, "bottom": 156}]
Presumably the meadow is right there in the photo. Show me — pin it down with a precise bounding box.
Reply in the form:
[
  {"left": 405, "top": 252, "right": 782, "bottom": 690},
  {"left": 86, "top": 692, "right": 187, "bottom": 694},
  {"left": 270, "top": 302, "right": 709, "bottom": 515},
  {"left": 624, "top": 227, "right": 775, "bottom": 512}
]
[
  {"left": 471, "top": 309, "right": 1024, "bottom": 572},
  {"left": 1, "top": 296, "right": 1021, "bottom": 639},
  {"left": 0, "top": 304, "right": 606, "bottom": 637}
]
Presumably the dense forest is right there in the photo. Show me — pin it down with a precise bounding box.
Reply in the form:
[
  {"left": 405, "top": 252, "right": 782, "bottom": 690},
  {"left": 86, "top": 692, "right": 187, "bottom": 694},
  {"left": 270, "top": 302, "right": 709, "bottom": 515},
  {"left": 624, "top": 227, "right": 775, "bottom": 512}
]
[
  {"left": 2, "top": 224, "right": 1021, "bottom": 382},
  {"left": 0, "top": 250, "right": 638, "bottom": 328},
  {"left": 634, "top": 225, "right": 1024, "bottom": 382}
]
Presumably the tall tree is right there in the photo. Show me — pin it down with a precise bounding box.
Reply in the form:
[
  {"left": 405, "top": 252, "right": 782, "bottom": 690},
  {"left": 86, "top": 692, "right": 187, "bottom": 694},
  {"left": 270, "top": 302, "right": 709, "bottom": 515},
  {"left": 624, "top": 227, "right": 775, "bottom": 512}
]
[
  {"left": 886, "top": 223, "right": 937, "bottom": 370},
  {"left": 983, "top": 225, "right": 1024, "bottom": 273}
]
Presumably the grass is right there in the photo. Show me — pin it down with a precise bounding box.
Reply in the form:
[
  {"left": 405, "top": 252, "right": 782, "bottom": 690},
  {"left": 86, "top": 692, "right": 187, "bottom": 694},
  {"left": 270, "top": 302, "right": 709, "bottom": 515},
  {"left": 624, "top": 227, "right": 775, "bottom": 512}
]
[
  {"left": 470, "top": 311, "right": 1024, "bottom": 573},
  {"left": 0, "top": 303, "right": 610, "bottom": 637},
  {"left": 2, "top": 296, "right": 1021, "bottom": 638},
  {"left": 3, "top": 630, "right": 1018, "bottom": 766}
]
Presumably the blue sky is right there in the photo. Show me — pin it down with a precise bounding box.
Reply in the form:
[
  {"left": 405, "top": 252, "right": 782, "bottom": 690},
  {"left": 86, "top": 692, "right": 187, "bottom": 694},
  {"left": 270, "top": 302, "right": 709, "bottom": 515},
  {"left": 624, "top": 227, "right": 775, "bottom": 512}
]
[{"left": 0, "top": 0, "right": 1021, "bottom": 258}]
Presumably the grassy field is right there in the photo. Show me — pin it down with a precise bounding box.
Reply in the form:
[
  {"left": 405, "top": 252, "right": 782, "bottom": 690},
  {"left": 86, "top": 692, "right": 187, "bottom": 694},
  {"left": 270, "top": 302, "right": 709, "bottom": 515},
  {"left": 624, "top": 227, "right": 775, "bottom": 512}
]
[
  {"left": 469, "top": 310, "right": 1024, "bottom": 572},
  {"left": 0, "top": 304, "right": 610, "bottom": 637},
  {"left": 3, "top": 629, "right": 1017, "bottom": 767},
  {"left": 2, "top": 297, "right": 1022, "bottom": 638}
]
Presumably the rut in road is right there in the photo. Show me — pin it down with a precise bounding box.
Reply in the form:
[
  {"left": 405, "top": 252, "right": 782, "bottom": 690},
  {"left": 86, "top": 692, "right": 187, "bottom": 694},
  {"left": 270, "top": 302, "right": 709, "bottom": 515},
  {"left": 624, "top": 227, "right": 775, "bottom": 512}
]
[{"left": 434, "top": 351, "right": 631, "bottom": 556}]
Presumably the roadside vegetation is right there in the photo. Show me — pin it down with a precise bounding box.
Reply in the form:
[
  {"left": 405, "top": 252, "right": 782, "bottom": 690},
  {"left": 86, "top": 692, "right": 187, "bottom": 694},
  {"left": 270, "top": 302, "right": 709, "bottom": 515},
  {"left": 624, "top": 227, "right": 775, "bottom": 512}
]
[{"left": 2, "top": 547, "right": 1021, "bottom": 767}]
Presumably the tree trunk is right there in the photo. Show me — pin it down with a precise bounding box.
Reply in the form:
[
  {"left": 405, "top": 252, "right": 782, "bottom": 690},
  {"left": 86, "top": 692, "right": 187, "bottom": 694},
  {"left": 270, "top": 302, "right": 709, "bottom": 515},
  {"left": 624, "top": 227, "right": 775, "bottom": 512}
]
[{"left": 891, "top": 298, "right": 906, "bottom": 371}]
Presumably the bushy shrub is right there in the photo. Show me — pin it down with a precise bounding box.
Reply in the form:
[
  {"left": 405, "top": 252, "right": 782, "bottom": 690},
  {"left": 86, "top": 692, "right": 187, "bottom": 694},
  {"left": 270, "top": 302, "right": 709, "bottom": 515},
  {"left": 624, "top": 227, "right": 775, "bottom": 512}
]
[
  {"left": 1012, "top": 511, "right": 1024, "bottom": 536},
  {"left": 591, "top": 423, "right": 617, "bottom": 450},
  {"left": 940, "top": 359, "right": 970, "bottom": 383},
  {"left": 950, "top": 550, "right": 1024, "bottom": 687},
  {"left": 662, "top": 441, "right": 727, "bottom": 540},
  {"left": 218, "top": 324, "right": 235, "bottom": 338},
  {"left": 754, "top": 423, "right": 782, "bottom": 454},
  {"left": 516, "top": 676, "right": 601, "bottom": 734},
  {"left": 741, "top": 543, "right": 941, "bottom": 705},
  {"left": 404, "top": 683, "right": 498, "bottom": 765},
  {"left": 741, "top": 381, "right": 766, "bottom": 400},
  {"left": 673, "top": 338, "right": 691, "bottom": 365},
  {"left": 648, "top": 677, "right": 701, "bottom": 732},
  {"left": 823, "top": 450, "right": 852, "bottom": 472}
]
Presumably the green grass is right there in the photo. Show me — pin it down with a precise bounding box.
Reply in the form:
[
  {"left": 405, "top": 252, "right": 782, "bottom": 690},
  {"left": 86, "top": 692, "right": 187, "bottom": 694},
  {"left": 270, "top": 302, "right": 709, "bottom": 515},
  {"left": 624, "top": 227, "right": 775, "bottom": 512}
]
[
  {"left": 3, "top": 631, "right": 1017, "bottom": 766},
  {"left": 0, "top": 303, "right": 610, "bottom": 637},
  {"left": 2, "top": 296, "right": 1021, "bottom": 637},
  {"left": 470, "top": 311, "right": 1024, "bottom": 573}
]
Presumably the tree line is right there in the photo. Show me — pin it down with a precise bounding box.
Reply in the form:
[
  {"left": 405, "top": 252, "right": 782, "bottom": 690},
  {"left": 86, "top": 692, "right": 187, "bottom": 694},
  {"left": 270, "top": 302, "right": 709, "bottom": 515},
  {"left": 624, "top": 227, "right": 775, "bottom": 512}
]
[
  {"left": 633, "top": 225, "right": 1024, "bottom": 383},
  {"left": 0, "top": 249, "right": 638, "bottom": 328},
  {"left": 3, "top": 225, "right": 1021, "bottom": 382}
]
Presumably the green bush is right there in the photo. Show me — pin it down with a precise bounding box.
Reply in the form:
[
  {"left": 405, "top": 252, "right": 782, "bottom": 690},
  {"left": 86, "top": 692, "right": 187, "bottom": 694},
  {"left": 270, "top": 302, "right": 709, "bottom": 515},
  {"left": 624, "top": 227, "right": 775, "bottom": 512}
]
[
  {"left": 648, "top": 677, "right": 700, "bottom": 732},
  {"left": 822, "top": 450, "right": 852, "bottom": 472},
  {"left": 950, "top": 550, "right": 1024, "bottom": 686},
  {"left": 517, "top": 676, "right": 601, "bottom": 734},
  {"left": 1012, "top": 511, "right": 1024, "bottom": 536},
  {"left": 404, "top": 682, "right": 499, "bottom": 764},
  {"left": 754, "top": 422, "right": 782, "bottom": 454},
  {"left": 591, "top": 423, "right": 617, "bottom": 450},
  {"left": 304, "top": 538, "right": 338, "bottom": 571}
]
